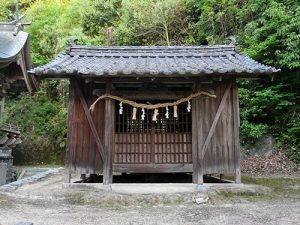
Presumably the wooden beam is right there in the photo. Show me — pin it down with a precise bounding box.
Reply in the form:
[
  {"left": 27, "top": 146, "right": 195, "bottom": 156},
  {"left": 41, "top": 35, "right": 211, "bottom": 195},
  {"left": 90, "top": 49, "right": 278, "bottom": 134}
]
[
  {"left": 110, "top": 91, "right": 192, "bottom": 100},
  {"left": 65, "top": 79, "right": 75, "bottom": 183},
  {"left": 113, "top": 164, "right": 192, "bottom": 173},
  {"left": 75, "top": 81, "right": 105, "bottom": 162},
  {"left": 192, "top": 83, "right": 203, "bottom": 184},
  {"left": 19, "top": 49, "right": 33, "bottom": 93},
  {"left": 201, "top": 82, "right": 232, "bottom": 159},
  {"left": 232, "top": 81, "right": 241, "bottom": 183},
  {"left": 103, "top": 82, "right": 114, "bottom": 185}
]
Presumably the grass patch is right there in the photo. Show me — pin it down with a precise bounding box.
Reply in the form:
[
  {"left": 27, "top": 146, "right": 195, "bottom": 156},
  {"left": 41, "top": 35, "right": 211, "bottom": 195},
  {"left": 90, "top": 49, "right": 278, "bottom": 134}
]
[
  {"left": 212, "top": 176, "right": 300, "bottom": 203},
  {"left": 242, "top": 176, "right": 300, "bottom": 199},
  {"left": 63, "top": 192, "right": 85, "bottom": 205},
  {"left": 242, "top": 176, "right": 300, "bottom": 188},
  {"left": 210, "top": 190, "right": 266, "bottom": 203}
]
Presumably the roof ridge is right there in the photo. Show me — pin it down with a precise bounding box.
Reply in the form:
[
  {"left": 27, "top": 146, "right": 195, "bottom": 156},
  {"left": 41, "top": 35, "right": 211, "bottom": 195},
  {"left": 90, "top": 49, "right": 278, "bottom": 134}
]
[
  {"left": 69, "top": 45, "right": 235, "bottom": 50},
  {"left": 30, "top": 43, "right": 280, "bottom": 78},
  {"left": 67, "top": 45, "right": 237, "bottom": 57}
]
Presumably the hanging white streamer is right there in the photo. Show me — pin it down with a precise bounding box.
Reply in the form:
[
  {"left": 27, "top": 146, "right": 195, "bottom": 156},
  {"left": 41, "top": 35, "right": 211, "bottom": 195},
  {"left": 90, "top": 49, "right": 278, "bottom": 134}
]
[
  {"left": 165, "top": 106, "right": 169, "bottom": 119},
  {"left": 152, "top": 109, "right": 159, "bottom": 121},
  {"left": 132, "top": 107, "right": 137, "bottom": 120},
  {"left": 187, "top": 100, "right": 191, "bottom": 112},
  {"left": 141, "top": 108, "right": 145, "bottom": 121},
  {"left": 119, "top": 102, "right": 123, "bottom": 114},
  {"left": 174, "top": 105, "right": 178, "bottom": 118}
]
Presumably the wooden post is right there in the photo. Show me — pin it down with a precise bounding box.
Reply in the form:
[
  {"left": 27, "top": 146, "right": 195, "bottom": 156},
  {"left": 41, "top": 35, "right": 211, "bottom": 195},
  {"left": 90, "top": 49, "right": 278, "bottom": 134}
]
[
  {"left": 192, "top": 83, "right": 203, "bottom": 184},
  {"left": 192, "top": 97, "right": 198, "bottom": 184},
  {"left": 232, "top": 81, "right": 241, "bottom": 183},
  {"left": 103, "top": 82, "right": 114, "bottom": 186},
  {"left": 65, "top": 79, "right": 75, "bottom": 183}
]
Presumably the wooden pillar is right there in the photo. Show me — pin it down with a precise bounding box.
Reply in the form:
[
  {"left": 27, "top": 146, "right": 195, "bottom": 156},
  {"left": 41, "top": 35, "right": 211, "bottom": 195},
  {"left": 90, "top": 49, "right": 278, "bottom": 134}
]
[
  {"left": 65, "top": 79, "right": 75, "bottom": 183},
  {"left": 232, "top": 81, "right": 241, "bottom": 183},
  {"left": 192, "top": 82, "right": 203, "bottom": 184},
  {"left": 103, "top": 83, "right": 114, "bottom": 185}
]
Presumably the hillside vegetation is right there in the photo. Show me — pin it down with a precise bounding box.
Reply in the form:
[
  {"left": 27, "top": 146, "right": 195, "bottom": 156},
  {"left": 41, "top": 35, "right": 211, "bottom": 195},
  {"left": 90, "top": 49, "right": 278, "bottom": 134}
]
[{"left": 0, "top": 0, "right": 299, "bottom": 165}]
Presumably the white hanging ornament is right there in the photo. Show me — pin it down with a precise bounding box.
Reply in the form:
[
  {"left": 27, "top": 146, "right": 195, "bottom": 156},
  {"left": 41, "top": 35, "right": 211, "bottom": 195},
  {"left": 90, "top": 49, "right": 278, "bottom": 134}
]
[
  {"left": 173, "top": 105, "right": 178, "bottom": 118},
  {"left": 132, "top": 107, "right": 137, "bottom": 120},
  {"left": 119, "top": 102, "right": 123, "bottom": 115},
  {"left": 187, "top": 100, "right": 191, "bottom": 112},
  {"left": 141, "top": 108, "right": 145, "bottom": 121},
  {"left": 165, "top": 106, "right": 169, "bottom": 119},
  {"left": 152, "top": 109, "right": 159, "bottom": 121}
]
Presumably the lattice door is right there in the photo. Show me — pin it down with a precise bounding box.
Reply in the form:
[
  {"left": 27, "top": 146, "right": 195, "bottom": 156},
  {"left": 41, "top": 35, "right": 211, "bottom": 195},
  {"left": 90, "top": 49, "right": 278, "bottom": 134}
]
[{"left": 114, "top": 101, "right": 192, "bottom": 164}]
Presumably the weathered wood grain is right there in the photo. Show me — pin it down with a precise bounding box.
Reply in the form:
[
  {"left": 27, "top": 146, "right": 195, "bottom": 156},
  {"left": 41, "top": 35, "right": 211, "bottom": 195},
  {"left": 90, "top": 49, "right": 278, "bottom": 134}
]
[
  {"left": 232, "top": 81, "right": 241, "bottom": 183},
  {"left": 65, "top": 79, "right": 75, "bottom": 182},
  {"left": 103, "top": 82, "right": 114, "bottom": 185},
  {"left": 75, "top": 81, "right": 105, "bottom": 162},
  {"left": 201, "top": 82, "right": 232, "bottom": 159},
  {"left": 113, "top": 163, "right": 192, "bottom": 173}
]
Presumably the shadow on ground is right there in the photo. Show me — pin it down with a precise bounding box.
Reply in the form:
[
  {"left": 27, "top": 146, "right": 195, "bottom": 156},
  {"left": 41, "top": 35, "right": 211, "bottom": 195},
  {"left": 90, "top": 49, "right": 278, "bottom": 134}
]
[{"left": 77, "top": 173, "right": 231, "bottom": 183}]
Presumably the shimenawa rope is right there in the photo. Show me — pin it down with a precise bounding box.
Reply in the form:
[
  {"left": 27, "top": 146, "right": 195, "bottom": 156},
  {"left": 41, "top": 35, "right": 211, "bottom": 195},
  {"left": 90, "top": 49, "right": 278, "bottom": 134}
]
[{"left": 89, "top": 91, "right": 216, "bottom": 112}]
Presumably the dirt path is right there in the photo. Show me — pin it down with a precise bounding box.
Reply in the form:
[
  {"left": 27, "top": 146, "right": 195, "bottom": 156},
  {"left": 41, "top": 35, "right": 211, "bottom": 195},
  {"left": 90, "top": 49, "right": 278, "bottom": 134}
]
[
  {"left": 0, "top": 171, "right": 299, "bottom": 225},
  {"left": 0, "top": 196, "right": 299, "bottom": 225}
]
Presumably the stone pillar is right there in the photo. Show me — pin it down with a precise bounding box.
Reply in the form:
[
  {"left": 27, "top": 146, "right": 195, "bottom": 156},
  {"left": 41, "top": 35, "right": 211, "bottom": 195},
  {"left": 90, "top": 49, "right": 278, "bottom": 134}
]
[
  {"left": 0, "top": 162, "right": 7, "bottom": 185},
  {"left": 0, "top": 148, "right": 13, "bottom": 184}
]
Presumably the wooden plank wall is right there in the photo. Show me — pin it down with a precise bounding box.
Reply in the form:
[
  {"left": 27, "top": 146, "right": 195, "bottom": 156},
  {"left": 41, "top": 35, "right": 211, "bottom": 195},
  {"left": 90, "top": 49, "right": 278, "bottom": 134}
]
[
  {"left": 194, "top": 81, "right": 237, "bottom": 175},
  {"left": 68, "top": 79, "right": 105, "bottom": 174}
]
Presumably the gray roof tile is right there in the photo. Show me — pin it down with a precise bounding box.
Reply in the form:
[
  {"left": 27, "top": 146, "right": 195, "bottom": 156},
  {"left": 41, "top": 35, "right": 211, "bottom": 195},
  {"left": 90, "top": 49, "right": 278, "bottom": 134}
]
[{"left": 30, "top": 45, "right": 280, "bottom": 78}]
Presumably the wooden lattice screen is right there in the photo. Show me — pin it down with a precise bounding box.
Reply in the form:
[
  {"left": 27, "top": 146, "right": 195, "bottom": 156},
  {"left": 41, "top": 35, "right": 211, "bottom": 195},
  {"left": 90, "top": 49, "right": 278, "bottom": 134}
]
[{"left": 114, "top": 101, "right": 192, "bottom": 164}]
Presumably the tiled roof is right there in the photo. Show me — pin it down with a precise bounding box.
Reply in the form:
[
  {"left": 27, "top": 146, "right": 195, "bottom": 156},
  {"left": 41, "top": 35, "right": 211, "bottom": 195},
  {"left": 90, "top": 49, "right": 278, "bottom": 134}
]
[
  {"left": 30, "top": 45, "right": 280, "bottom": 78},
  {"left": 0, "top": 24, "right": 37, "bottom": 92},
  {"left": 0, "top": 24, "right": 29, "bottom": 67}
]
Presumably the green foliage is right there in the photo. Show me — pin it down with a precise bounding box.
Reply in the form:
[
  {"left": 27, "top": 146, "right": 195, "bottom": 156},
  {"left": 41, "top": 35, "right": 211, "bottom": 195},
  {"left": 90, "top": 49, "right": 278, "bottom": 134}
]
[
  {"left": 24, "top": 0, "right": 201, "bottom": 65},
  {"left": 24, "top": 0, "right": 89, "bottom": 65},
  {"left": 82, "top": 0, "right": 121, "bottom": 37},
  {"left": 0, "top": 0, "right": 39, "bottom": 22},
  {"left": 0, "top": 0, "right": 17, "bottom": 21},
  {"left": 283, "top": 114, "right": 300, "bottom": 165},
  {"left": 198, "top": 0, "right": 244, "bottom": 44},
  {"left": 238, "top": 78, "right": 299, "bottom": 164},
  {"left": 240, "top": 120, "right": 268, "bottom": 146},
  {"left": 3, "top": 81, "right": 68, "bottom": 165},
  {"left": 240, "top": 0, "right": 300, "bottom": 69}
]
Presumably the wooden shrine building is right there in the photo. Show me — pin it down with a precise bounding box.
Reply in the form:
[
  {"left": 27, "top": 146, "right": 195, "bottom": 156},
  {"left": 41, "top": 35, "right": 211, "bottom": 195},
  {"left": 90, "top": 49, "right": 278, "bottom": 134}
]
[
  {"left": 0, "top": 19, "right": 37, "bottom": 184},
  {"left": 30, "top": 42, "right": 279, "bottom": 185}
]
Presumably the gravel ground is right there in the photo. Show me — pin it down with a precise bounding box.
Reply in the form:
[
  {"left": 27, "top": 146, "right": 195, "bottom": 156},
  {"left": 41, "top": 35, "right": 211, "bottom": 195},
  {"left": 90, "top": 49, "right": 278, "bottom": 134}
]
[
  {"left": 0, "top": 171, "right": 299, "bottom": 225},
  {"left": 0, "top": 196, "right": 299, "bottom": 225}
]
